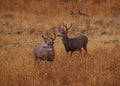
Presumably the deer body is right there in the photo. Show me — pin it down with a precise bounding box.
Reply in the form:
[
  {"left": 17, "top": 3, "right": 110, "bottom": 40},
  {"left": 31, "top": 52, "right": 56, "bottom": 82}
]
[
  {"left": 34, "top": 45, "right": 55, "bottom": 61},
  {"left": 33, "top": 30, "right": 56, "bottom": 67},
  {"left": 58, "top": 23, "right": 88, "bottom": 57},
  {"left": 62, "top": 35, "right": 88, "bottom": 53}
]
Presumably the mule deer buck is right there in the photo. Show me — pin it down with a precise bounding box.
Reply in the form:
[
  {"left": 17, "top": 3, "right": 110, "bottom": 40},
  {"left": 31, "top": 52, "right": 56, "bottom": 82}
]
[
  {"left": 57, "top": 23, "right": 88, "bottom": 57},
  {"left": 34, "top": 31, "right": 56, "bottom": 68}
]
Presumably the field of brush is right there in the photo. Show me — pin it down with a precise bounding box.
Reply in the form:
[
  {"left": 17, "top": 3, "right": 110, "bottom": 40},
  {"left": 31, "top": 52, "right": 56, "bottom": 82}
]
[{"left": 0, "top": 0, "right": 120, "bottom": 86}]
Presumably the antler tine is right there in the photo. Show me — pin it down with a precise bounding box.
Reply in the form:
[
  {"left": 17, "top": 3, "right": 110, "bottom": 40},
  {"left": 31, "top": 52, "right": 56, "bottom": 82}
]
[
  {"left": 53, "top": 26, "right": 56, "bottom": 33},
  {"left": 51, "top": 29, "right": 56, "bottom": 41},
  {"left": 46, "top": 31, "right": 49, "bottom": 37},
  {"left": 63, "top": 22, "right": 67, "bottom": 29},
  {"left": 41, "top": 33, "right": 48, "bottom": 43},
  {"left": 63, "top": 22, "right": 73, "bottom": 30},
  {"left": 51, "top": 31, "right": 56, "bottom": 41},
  {"left": 63, "top": 23, "right": 73, "bottom": 32},
  {"left": 68, "top": 23, "right": 73, "bottom": 29},
  {"left": 42, "top": 34, "right": 46, "bottom": 39}
]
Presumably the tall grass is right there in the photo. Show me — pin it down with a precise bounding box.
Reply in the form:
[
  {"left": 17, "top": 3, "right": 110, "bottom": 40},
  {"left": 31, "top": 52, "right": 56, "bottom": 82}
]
[{"left": 0, "top": 43, "right": 120, "bottom": 86}]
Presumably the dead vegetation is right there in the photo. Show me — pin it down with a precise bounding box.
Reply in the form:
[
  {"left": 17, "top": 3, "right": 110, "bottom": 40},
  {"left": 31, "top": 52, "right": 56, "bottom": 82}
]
[
  {"left": 0, "top": 0, "right": 120, "bottom": 17},
  {"left": 0, "top": 44, "right": 120, "bottom": 86},
  {"left": 0, "top": 0, "right": 120, "bottom": 86}
]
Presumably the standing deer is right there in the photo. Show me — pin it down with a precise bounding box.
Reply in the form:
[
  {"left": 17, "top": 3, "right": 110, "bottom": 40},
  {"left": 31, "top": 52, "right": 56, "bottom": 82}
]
[
  {"left": 57, "top": 23, "right": 88, "bottom": 57},
  {"left": 34, "top": 31, "right": 56, "bottom": 68}
]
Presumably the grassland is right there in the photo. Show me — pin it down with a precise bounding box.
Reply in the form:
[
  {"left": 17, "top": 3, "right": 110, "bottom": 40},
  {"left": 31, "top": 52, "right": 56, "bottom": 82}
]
[{"left": 0, "top": 0, "right": 120, "bottom": 86}]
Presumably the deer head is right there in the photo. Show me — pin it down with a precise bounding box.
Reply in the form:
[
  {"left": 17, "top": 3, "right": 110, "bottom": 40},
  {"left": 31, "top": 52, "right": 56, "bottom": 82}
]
[
  {"left": 58, "top": 23, "right": 73, "bottom": 37},
  {"left": 42, "top": 27, "right": 56, "bottom": 48}
]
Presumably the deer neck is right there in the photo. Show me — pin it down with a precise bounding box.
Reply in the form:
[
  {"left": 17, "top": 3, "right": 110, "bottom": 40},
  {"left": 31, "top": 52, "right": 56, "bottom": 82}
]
[
  {"left": 48, "top": 46, "right": 55, "bottom": 55},
  {"left": 62, "top": 36, "right": 69, "bottom": 43}
]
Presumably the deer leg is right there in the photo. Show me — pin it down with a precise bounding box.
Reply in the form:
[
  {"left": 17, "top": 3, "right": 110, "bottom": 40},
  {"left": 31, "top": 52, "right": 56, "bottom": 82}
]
[
  {"left": 50, "top": 61, "right": 52, "bottom": 68},
  {"left": 66, "top": 51, "right": 69, "bottom": 58},
  {"left": 79, "top": 49, "right": 82, "bottom": 53},
  {"left": 77, "top": 49, "right": 82, "bottom": 58},
  {"left": 83, "top": 45, "right": 87, "bottom": 54},
  {"left": 38, "top": 59, "right": 41, "bottom": 65},
  {"left": 70, "top": 51, "right": 74, "bottom": 57},
  {"left": 44, "top": 57, "right": 47, "bottom": 69},
  {"left": 44, "top": 60, "right": 47, "bottom": 69},
  {"left": 34, "top": 60, "right": 36, "bottom": 67},
  {"left": 45, "top": 61, "right": 47, "bottom": 69}
]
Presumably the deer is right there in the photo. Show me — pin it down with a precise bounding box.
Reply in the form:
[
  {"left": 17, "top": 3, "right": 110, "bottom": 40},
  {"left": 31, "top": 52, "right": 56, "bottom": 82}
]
[
  {"left": 57, "top": 23, "right": 88, "bottom": 57},
  {"left": 33, "top": 31, "right": 56, "bottom": 68}
]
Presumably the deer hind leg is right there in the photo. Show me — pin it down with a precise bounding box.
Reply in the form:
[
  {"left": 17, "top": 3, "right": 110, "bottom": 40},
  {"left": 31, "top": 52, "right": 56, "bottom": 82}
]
[
  {"left": 77, "top": 49, "right": 82, "bottom": 58},
  {"left": 44, "top": 57, "right": 47, "bottom": 69},
  {"left": 50, "top": 61, "right": 52, "bottom": 68},
  {"left": 34, "top": 58, "right": 41, "bottom": 68},
  {"left": 45, "top": 60, "right": 47, "bottom": 69},
  {"left": 83, "top": 45, "right": 87, "bottom": 54},
  {"left": 79, "top": 49, "right": 82, "bottom": 53},
  {"left": 66, "top": 51, "right": 69, "bottom": 58},
  {"left": 70, "top": 51, "right": 74, "bottom": 57}
]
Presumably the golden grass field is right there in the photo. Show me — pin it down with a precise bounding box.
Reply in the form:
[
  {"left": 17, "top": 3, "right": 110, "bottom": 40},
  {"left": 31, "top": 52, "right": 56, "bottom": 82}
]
[{"left": 0, "top": 0, "right": 120, "bottom": 86}]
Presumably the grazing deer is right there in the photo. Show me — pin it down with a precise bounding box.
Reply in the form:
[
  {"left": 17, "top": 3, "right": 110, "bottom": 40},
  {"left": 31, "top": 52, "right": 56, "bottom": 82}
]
[
  {"left": 57, "top": 23, "right": 88, "bottom": 57},
  {"left": 34, "top": 31, "right": 56, "bottom": 68}
]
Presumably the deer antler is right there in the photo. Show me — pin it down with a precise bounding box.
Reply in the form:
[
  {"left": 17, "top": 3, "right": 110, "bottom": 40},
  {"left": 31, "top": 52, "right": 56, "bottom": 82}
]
[
  {"left": 42, "top": 34, "right": 48, "bottom": 43},
  {"left": 51, "top": 27, "right": 56, "bottom": 43},
  {"left": 46, "top": 27, "right": 56, "bottom": 44},
  {"left": 63, "top": 22, "right": 67, "bottom": 29},
  {"left": 50, "top": 31, "right": 56, "bottom": 41},
  {"left": 46, "top": 31, "right": 50, "bottom": 38},
  {"left": 42, "top": 34, "right": 46, "bottom": 39},
  {"left": 62, "top": 23, "right": 73, "bottom": 34},
  {"left": 68, "top": 23, "right": 73, "bottom": 29},
  {"left": 63, "top": 23, "right": 73, "bottom": 30}
]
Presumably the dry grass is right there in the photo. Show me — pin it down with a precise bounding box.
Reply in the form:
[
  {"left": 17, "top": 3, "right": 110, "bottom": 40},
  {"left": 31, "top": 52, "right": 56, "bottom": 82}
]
[
  {"left": 0, "top": 0, "right": 120, "bottom": 17},
  {"left": 0, "top": 42, "right": 120, "bottom": 86},
  {"left": 0, "top": 0, "right": 120, "bottom": 86}
]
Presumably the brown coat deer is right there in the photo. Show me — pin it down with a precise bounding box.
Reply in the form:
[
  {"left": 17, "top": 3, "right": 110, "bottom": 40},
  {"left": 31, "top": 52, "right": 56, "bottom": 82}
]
[
  {"left": 34, "top": 31, "right": 56, "bottom": 68},
  {"left": 57, "top": 23, "right": 88, "bottom": 57}
]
